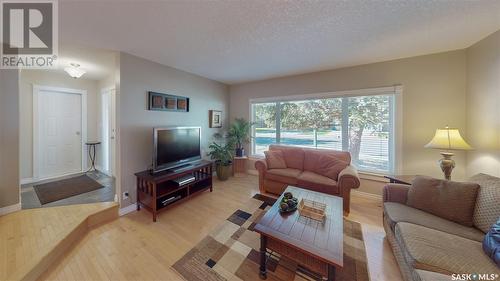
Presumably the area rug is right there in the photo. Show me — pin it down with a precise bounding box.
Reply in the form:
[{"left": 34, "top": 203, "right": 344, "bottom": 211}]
[
  {"left": 172, "top": 194, "right": 369, "bottom": 281},
  {"left": 34, "top": 174, "right": 104, "bottom": 204}
]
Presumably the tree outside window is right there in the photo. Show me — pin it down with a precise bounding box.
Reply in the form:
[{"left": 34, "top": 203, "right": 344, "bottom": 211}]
[{"left": 251, "top": 94, "right": 393, "bottom": 173}]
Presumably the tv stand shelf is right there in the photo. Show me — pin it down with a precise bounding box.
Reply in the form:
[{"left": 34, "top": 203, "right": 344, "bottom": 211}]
[{"left": 134, "top": 160, "right": 213, "bottom": 222}]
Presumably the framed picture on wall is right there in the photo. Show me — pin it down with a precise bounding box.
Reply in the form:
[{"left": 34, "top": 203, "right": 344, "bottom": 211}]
[
  {"left": 151, "top": 95, "right": 164, "bottom": 109},
  {"left": 148, "top": 91, "right": 189, "bottom": 112},
  {"left": 165, "top": 97, "right": 177, "bottom": 109},
  {"left": 209, "top": 110, "right": 222, "bottom": 128},
  {"left": 177, "top": 98, "right": 188, "bottom": 111}
]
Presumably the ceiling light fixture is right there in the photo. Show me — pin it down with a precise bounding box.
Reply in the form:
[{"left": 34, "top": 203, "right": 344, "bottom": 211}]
[{"left": 64, "top": 63, "right": 86, "bottom": 79}]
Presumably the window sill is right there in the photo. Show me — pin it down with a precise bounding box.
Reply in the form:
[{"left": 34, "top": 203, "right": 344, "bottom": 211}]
[
  {"left": 358, "top": 172, "right": 389, "bottom": 183},
  {"left": 248, "top": 155, "right": 264, "bottom": 160}
]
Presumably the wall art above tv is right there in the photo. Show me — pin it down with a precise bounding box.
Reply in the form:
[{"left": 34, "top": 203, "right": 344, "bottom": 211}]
[{"left": 148, "top": 91, "right": 190, "bottom": 112}]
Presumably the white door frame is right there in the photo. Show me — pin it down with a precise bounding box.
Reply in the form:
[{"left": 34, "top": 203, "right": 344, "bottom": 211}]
[
  {"left": 33, "top": 85, "right": 88, "bottom": 180},
  {"left": 100, "top": 86, "right": 116, "bottom": 177}
]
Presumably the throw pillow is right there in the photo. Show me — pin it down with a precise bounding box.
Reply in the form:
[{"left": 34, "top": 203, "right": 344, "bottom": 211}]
[
  {"left": 469, "top": 173, "right": 500, "bottom": 233},
  {"left": 483, "top": 218, "right": 500, "bottom": 267},
  {"left": 264, "top": 150, "right": 287, "bottom": 169},
  {"left": 315, "top": 155, "right": 348, "bottom": 180},
  {"left": 407, "top": 176, "right": 480, "bottom": 226}
]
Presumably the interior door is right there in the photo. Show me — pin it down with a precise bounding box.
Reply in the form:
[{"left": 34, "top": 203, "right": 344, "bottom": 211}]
[
  {"left": 101, "top": 88, "right": 116, "bottom": 177},
  {"left": 110, "top": 89, "right": 116, "bottom": 176},
  {"left": 38, "top": 90, "right": 83, "bottom": 178}
]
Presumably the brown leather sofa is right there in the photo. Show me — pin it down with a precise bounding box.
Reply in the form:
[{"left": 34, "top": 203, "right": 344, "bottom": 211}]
[{"left": 255, "top": 145, "right": 360, "bottom": 213}]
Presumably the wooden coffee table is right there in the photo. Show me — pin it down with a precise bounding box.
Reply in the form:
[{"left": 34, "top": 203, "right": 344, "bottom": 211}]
[{"left": 254, "top": 186, "right": 343, "bottom": 280}]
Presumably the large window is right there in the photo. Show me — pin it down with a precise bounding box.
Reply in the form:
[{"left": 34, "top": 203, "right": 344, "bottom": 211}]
[{"left": 251, "top": 92, "right": 396, "bottom": 174}]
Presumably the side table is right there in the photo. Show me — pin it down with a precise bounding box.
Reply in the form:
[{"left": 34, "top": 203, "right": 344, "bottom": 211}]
[
  {"left": 85, "top": 141, "right": 101, "bottom": 172},
  {"left": 233, "top": 156, "right": 248, "bottom": 177}
]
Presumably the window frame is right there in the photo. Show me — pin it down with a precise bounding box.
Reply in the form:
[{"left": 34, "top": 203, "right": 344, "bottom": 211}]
[{"left": 249, "top": 86, "right": 403, "bottom": 175}]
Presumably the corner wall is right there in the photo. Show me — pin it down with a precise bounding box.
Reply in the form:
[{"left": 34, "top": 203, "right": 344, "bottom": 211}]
[
  {"left": 118, "top": 53, "right": 229, "bottom": 207},
  {"left": 0, "top": 69, "right": 20, "bottom": 209},
  {"left": 466, "top": 30, "right": 500, "bottom": 177}
]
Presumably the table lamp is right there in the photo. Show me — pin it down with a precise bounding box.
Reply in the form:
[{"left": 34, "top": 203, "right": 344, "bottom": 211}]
[{"left": 424, "top": 126, "right": 472, "bottom": 180}]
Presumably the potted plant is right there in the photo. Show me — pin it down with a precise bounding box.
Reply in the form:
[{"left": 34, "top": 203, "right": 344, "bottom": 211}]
[
  {"left": 228, "top": 118, "right": 253, "bottom": 157},
  {"left": 208, "top": 141, "right": 234, "bottom": 181}
]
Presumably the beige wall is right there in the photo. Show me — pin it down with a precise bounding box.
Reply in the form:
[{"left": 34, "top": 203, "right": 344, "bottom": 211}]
[
  {"left": 118, "top": 53, "right": 229, "bottom": 207},
  {"left": 230, "top": 50, "right": 468, "bottom": 194},
  {"left": 466, "top": 30, "right": 500, "bottom": 177},
  {"left": 0, "top": 69, "right": 20, "bottom": 208},
  {"left": 19, "top": 70, "right": 100, "bottom": 180}
]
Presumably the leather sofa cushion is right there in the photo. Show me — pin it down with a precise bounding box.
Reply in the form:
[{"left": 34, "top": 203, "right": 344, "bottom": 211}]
[
  {"left": 265, "top": 168, "right": 302, "bottom": 185},
  {"left": 297, "top": 171, "right": 338, "bottom": 194},
  {"left": 315, "top": 155, "right": 348, "bottom": 180},
  {"left": 303, "top": 150, "right": 322, "bottom": 172},
  {"left": 407, "top": 176, "right": 479, "bottom": 226},
  {"left": 269, "top": 145, "right": 304, "bottom": 170},
  {"left": 303, "top": 151, "right": 348, "bottom": 180},
  {"left": 304, "top": 149, "right": 351, "bottom": 172},
  {"left": 384, "top": 202, "right": 484, "bottom": 242},
  {"left": 469, "top": 173, "right": 500, "bottom": 233},
  {"left": 394, "top": 222, "right": 499, "bottom": 275},
  {"left": 264, "top": 150, "right": 287, "bottom": 169}
]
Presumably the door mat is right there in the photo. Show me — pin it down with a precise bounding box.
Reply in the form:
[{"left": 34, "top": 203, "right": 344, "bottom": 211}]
[{"left": 34, "top": 175, "right": 104, "bottom": 205}]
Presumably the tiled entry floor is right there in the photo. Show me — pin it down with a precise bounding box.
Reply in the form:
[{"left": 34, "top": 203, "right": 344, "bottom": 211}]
[{"left": 21, "top": 171, "right": 116, "bottom": 209}]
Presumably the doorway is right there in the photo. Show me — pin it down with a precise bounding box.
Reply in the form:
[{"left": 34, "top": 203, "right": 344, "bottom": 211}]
[
  {"left": 33, "top": 85, "right": 87, "bottom": 180},
  {"left": 100, "top": 87, "right": 116, "bottom": 177}
]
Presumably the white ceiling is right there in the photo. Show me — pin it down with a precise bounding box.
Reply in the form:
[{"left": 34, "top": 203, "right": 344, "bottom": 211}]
[{"left": 59, "top": 0, "right": 500, "bottom": 84}]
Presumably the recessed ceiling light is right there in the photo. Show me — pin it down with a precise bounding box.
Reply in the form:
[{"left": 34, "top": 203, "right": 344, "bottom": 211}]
[{"left": 64, "top": 63, "right": 86, "bottom": 79}]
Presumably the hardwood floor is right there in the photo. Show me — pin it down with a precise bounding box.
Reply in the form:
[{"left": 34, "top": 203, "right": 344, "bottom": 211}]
[
  {"left": 39, "top": 175, "right": 403, "bottom": 281},
  {"left": 0, "top": 202, "right": 118, "bottom": 281}
]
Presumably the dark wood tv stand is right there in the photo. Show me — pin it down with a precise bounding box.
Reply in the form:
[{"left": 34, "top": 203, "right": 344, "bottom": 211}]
[{"left": 134, "top": 160, "right": 213, "bottom": 222}]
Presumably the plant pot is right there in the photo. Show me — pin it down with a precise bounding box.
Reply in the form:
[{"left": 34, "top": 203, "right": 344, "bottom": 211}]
[
  {"left": 235, "top": 148, "right": 245, "bottom": 157},
  {"left": 216, "top": 163, "right": 232, "bottom": 181}
]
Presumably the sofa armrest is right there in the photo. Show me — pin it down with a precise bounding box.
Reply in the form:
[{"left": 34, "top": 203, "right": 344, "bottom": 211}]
[
  {"left": 383, "top": 184, "right": 410, "bottom": 204},
  {"left": 338, "top": 165, "right": 360, "bottom": 190},
  {"left": 255, "top": 159, "right": 268, "bottom": 194},
  {"left": 254, "top": 159, "right": 268, "bottom": 173}
]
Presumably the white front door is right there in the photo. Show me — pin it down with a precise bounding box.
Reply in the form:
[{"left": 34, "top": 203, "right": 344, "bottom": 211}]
[{"left": 35, "top": 87, "right": 86, "bottom": 179}]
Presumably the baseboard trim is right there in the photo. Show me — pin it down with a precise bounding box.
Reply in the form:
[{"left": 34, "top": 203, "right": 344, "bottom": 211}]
[
  {"left": 352, "top": 190, "right": 382, "bottom": 200},
  {"left": 0, "top": 203, "right": 21, "bottom": 216},
  {"left": 21, "top": 178, "right": 34, "bottom": 185},
  {"left": 21, "top": 171, "right": 84, "bottom": 186},
  {"left": 119, "top": 203, "right": 137, "bottom": 216}
]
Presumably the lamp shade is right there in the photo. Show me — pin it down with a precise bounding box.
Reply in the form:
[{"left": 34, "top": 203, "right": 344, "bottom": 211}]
[{"left": 425, "top": 127, "right": 472, "bottom": 151}]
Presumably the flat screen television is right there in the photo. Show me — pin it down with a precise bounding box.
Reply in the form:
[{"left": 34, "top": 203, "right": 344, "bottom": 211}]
[{"left": 153, "top": 127, "right": 201, "bottom": 173}]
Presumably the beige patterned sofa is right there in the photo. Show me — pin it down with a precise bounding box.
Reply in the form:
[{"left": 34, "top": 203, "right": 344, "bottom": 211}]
[{"left": 383, "top": 173, "right": 500, "bottom": 281}]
